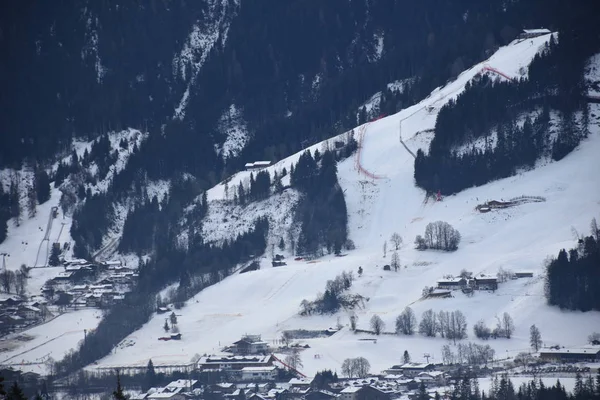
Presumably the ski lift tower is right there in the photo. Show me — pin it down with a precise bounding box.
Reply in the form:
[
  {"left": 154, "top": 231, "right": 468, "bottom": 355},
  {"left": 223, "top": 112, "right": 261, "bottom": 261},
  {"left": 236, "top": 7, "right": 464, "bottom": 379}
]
[{"left": 424, "top": 353, "right": 431, "bottom": 363}]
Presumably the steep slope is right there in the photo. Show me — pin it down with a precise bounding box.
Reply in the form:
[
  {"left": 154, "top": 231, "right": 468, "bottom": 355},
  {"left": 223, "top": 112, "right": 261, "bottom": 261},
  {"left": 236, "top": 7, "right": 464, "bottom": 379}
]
[{"left": 86, "top": 34, "right": 600, "bottom": 375}]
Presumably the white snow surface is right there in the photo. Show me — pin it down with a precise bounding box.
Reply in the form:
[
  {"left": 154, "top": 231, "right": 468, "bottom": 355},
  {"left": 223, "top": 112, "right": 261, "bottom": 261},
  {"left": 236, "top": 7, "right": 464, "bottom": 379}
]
[
  {"left": 90, "top": 33, "right": 600, "bottom": 376},
  {"left": 215, "top": 104, "right": 250, "bottom": 160},
  {"left": 201, "top": 190, "right": 301, "bottom": 250},
  {"left": 0, "top": 309, "right": 103, "bottom": 374}
]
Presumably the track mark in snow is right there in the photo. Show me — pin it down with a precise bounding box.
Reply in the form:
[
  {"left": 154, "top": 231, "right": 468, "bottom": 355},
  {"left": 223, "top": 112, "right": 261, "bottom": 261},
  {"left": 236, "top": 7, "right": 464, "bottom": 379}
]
[{"left": 264, "top": 270, "right": 303, "bottom": 303}]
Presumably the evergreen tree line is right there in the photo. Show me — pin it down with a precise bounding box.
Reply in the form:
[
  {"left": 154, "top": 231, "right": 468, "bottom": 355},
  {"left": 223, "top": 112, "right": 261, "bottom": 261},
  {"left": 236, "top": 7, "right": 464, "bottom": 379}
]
[
  {"left": 545, "top": 218, "right": 600, "bottom": 311},
  {"left": 415, "top": 19, "right": 599, "bottom": 196},
  {"left": 55, "top": 218, "right": 268, "bottom": 377},
  {"left": 233, "top": 169, "right": 273, "bottom": 206},
  {"left": 0, "top": 169, "right": 51, "bottom": 244},
  {"left": 432, "top": 372, "right": 600, "bottom": 400},
  {"left": 291, "top": 150, "right": 348, "bottom": 256}
]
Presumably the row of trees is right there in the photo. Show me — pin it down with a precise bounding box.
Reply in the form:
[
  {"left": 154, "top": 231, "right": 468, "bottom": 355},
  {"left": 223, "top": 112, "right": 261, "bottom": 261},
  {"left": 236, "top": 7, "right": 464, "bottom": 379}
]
[
  {"left": 415, "top": 221, "right": 461, "bottom": 251},
  {"left": 0, "top": 266, "right": 29, "bottom": 295},
  {"left": 441, "top": 342, "right": 496, "bottom": 366},
  {"left": 363, "top": 307, "right": 516, "bottom": 344},
  {"left": 545, "top": 218, "right": 600, "bottom": 311},
  {"left": 341, "top": 357, "right": 371, "bottom": 379},
  {"left": 472, "top": 313, "right": 516, "bottom": 340}
]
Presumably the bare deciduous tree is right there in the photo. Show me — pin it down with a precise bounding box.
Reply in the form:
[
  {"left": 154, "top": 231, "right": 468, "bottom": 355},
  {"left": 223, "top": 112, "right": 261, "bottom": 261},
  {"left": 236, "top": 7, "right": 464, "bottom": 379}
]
[
  {"left": 474, "top": 320, "right": 491, "bottom": 340},
  {"left": 419, "top": 309, "right": 437, "bottom": 337},
  {"left": 352, "top": 357, "right": 370, "bottom": 378},
  {"left": 496, "top": 312, "right": 515, "bottom": 339},
  {"left": 396, "top": 307, "right": 417, "bottom": 335},
  {"left": 530, "top": 324, "right": 542, "bottom": 352},
  {"left": 349, "top": 313, "right": 358, "bottom": 331},
  {"left": 285, "top": 348, "right": 303, "bottom": 370},
  {"left": 391, "top": 251, "right": 400, "bottom": 271},
  {"left": 383, "top": 241, "right": 387, "bottom": 258},
  {"left": 390, "top": 233, "right": 403, "bottom": 250},
  {"left": 370, "top": 314, "right": 385, "bottom": 335},
  {"left": 0, "top": 270, "right": 15, "bottom": 293},
  {"left": 14, "top": 271, "right": 27, "bottom": 295}
]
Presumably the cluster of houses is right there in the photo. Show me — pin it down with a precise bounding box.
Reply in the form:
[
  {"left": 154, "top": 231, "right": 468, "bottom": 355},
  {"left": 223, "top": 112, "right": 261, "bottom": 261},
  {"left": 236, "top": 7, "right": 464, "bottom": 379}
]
[
  {"left": 428, "top": 271, "right": 534, "bottom": 298},
  {"left": 42, "top": 258, "right": 138, "bottom": 309},
  {"left": 0, "top": 296, "right": 50, "bottom": 335},
  {"left": 131, "top": 361, "right": 458, "bottom": 400}
]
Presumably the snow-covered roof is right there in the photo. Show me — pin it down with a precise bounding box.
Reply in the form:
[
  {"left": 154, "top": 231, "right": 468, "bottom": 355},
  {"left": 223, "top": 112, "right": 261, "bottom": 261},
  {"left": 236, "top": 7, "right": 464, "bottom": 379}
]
[
  {"left": 437, "top": 277, "right": 465, "bottom": 283},
  {"left": 166, "top": 379, "right": 198, "bottom": 388},
  {"left": 541, "top": 347, "right": 600, "bottom": 355},
  {"left": 340, "top": 386, "right": 362, "bottom": 393},
  {"left": 523, "top": 29, "right": 551, "bottom": 34},
  {"left": 418, "top": 371, "right": 444, "bottom": 377},
  {"left": 401, "top": 363, "right": 433, "bottom": 369},
  {"left": 289, "top": 378, "right": 312, "bottom": 385},
  {"left": 241, "top": 366, "right": 276, "bottom": 372}
]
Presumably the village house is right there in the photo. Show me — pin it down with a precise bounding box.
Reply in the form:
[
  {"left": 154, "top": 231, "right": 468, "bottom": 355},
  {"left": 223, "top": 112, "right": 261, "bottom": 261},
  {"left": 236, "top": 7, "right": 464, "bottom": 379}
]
[
  {"left": 164, "top": 379, "right": 200, "bottom": 392},
  {"left": 197, "top": 355, "right": 274, "bottom": 372},
  {"left": 17, "top": 305, "right": 41, "bottom": 321},
  {"left": 85, "top": 294, "right": 102, "bottom": 308},
  {"left": 340, "top": 386, "right": 390, "bottom": 400},
  {"left": 232, "top": 334, "right": 269, "bottom": 355},
  {"left": 289, "top": 377, "right": 314, "bottom": 392},
  {"left": 305, "top": 389, "right": 339, "bottom": 400},
  {"left": 146, "top": 387, "right": 185, "bottom": 400},
  {"left": 400, "top": 363, "right": 435, "bottom": 378},
  {"left": 416, "top": 371, "right": 447, "bottom": 387},
  {"left": 241, "top": 366, "right": 278, "bottom": 381}
]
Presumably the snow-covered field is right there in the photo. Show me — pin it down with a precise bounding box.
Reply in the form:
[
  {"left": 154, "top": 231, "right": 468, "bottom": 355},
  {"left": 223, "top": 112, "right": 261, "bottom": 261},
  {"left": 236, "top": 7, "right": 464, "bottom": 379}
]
[
  {"left": 0, "top": 308, "right": 102, "bottom": 374},
  {"left": 88, "top": 34, "right": 600, "bottom": 377}
]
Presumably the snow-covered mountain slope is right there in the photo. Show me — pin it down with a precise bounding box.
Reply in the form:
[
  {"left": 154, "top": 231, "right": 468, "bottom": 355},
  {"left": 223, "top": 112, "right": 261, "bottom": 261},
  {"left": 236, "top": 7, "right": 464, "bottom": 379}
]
[
  {"left": 0, "top": 129, "right": 147, "bottom": 293},
  {"left": 86, "top": 33, "right": 600, "bottom": 375},
  {"left": 91, "top": 115, "right": 600, "bottom": 375}
]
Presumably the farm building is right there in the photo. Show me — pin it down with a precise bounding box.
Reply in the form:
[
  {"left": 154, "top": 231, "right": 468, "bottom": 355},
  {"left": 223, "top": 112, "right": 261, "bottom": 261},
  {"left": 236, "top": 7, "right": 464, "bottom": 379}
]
[
  {"left": 436, "top": 277, "right": 467, "bottom": 290},
  {"left": 518, "top": 28, "right": 551, "bottom": 39},
  {"left": 539, "top": 347, "right": 600, "bottom": 362},
  {"left": 514, "top": 272, "right": 534, "bottom": 278},
  {"left": 472, "top": 275, "right": 498, "bottom": 291},
  {"left": 244, "top": 161, "right": 272, "bottom": 171}
]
